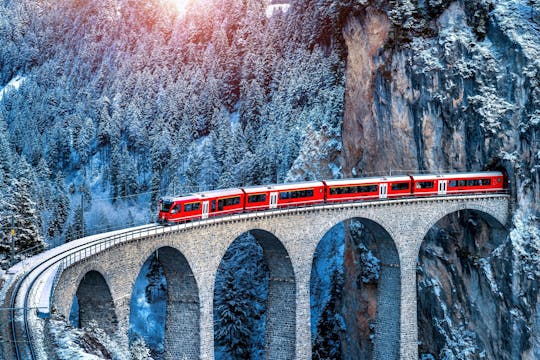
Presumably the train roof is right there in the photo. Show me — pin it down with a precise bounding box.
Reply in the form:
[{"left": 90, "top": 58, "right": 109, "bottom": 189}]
[
  {"left": 242, "top": 181, "right": 325, "bottom": 193},
  {"left": 411, "top": 171, "right": 503, "bottom": 181},
  {"left": 193, "top": 188, "right": 244, "bottom": 199},
  {"left": 161, "top": 188, "right": 244, "bottom": 202},
  {"left": 323, "top": 175, "right": 411, "bottom": 186},
  {"left": 160, "top": 194, "right": 198, "bottom": 202}
]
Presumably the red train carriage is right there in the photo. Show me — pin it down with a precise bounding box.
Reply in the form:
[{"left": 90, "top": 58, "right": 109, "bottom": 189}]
[
  {"left": 242, "top": 185, "right": 275, "bottom": 212},
  {"left": 324, "top": 176, "right": 412, "bottom": 202},
  {"left": 157, "top": 171, "right": 506, "bottom": 224},
  {"left": 272, "top": 181, "right": 326, "bottom": 208},
  {"left": 242, "top": 181, "right": 325, "bottom": 211},
  {"left": 411, "top": 172, "right": 505, "bottom": 196},
  {"left": 158, "top": 188, "right": 245, "bottom": 224}
]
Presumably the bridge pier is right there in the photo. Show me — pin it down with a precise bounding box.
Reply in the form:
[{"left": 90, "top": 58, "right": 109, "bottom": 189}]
[
  {"left": 198, "top": 271, "right": 215, "bottom": 360},
  {"left": 397, "top": 242, "right": 419, "bottom": 360},
  {"left": 45, "top": 195, "right": 509, "bottom": 360},
  {"left": 292, "top": 242, "right": 315, "bottom": 360}
]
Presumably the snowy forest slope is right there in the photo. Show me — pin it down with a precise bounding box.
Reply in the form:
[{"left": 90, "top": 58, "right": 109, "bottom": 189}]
[
  {"left": 0, "top": 0, "right": 539, "bottom": 359},
  {"left": 0, "top": 0, "right": 344, "bottom": 260}
]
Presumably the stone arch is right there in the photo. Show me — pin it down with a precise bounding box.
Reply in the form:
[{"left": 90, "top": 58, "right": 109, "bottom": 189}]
[
  {"left": 131, "top": 246, "right": 200, "bottom": 360},
  {"left": 418, "top": 202, "right": 509, "bottom": 254},
  {"left": 311, "top": 216, "right": 400, "bottom": 360},
  {"left": 214, "top": 229, "right": 296, "bottom": 359},
  {"left": 73, "top": 270, "right": 118, "bottom": 333},
  {"left": 416, "top": 208, "right": 510, "bottom": 359}
]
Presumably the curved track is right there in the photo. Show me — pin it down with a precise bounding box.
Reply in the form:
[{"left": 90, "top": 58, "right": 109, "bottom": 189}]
[
  {"left": 8, "top": 224, "right": 162, "bottom": 360},
  {"left": 6, "top": 192, "right": 510, "bottom": 359}
]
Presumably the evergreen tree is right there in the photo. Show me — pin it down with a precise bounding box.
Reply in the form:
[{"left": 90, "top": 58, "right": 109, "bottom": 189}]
[
  {"left": 214, "top": 233, "right": 268, "bottom": 359},
  {"left": 312, "top": 268, "right": 345, "bottom": 360},
  {"left": 66, "top": 203, "right": 84, "bottom": 242},
  {"left": 11, "top": 157, "right": 45, "bottom": 253},
  {"left": 47, "top": 173, "right": 70, "bottom": 245}
]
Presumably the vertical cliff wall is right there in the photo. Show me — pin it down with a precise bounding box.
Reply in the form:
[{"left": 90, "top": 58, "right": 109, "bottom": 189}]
[{"left": 340, "top": 0, "right": 539, "bottom": 357}]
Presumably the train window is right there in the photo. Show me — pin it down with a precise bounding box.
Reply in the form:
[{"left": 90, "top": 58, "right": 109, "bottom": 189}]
[
  {"left": 449, "top": 180, "right": 457, "bottom": 187},
  {"left": 184, "top": 202, "right": 200, "bottom": 212},
  {"left": 458, "top": 180, "right": 466, "bottom": 187},
  {"left": 171, "top": 204, "right": 181, "bottom": 214},
  {"left": 248, "top": 194, "right": 267, "bottom": 203},
  {"left": 161, "top": 201, "right": 173, "bottom": 212},
  {"left": 330, "top": 185, "right": 378, "bottom": 195},
  {"left": 280, "top": 189, "right": 314, "bottom": 199},
  {"left": 219, "top": 197, "right": 240, "bottom": 207},
  {"left": 416, "top": 181, "right": 434, "bottom": 189},
  {"left": 391, "top": 182, "right": 409, "bottom": 191},
  {"left": 481, "top": 179, "right": 491, "bottom": 186},
  {"left": 359, "top": 185, "right": 377, "bottom": 192}
]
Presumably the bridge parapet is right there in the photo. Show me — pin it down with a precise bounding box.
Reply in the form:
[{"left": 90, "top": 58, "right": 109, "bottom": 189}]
[{"left": 44, "top": 194, "right": 511, "bottom": 360}]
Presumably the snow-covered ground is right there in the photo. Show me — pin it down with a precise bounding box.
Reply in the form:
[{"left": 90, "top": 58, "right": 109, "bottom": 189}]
[{"left": 0, "top": 75, "right": 24, "bottom": 102}]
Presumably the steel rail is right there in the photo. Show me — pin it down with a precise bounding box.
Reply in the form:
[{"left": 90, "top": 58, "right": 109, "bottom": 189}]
[
  {"left": 9, "top": 224, "right": 162, "bottom": 360},
  {"left": 9, "top": 191, "right": 511, "bottom": 359}
]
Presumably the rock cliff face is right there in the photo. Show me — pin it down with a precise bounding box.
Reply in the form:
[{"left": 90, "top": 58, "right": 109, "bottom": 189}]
[{"left": 339, "top": 0, "right": 540, "bottom": 357}]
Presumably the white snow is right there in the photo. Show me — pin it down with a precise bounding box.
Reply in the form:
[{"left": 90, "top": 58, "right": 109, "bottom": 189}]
[
  {"left": 469, "top": 86, "right": 516, "bottom": 135},
  {"left": 0, "top": 75, "right": 25, "bottom": 102},
  {"left": 494, "top": 1, "right": 540, "bottom": 66},
  {"left": 478, "top": 258, "right": 502, "bottom": 298},
  {"left": 265, "top": 4, "right": 290, "bottom": 18},
  {"left": 411, "top": 38, "right": 443, "bottom": 73},
  {"left": 510, "top": 211, "right": 540, "bottom": 280}
]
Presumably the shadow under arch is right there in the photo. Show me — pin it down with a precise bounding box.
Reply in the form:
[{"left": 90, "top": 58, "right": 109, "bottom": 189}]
[
  {"left": 417, "top": 209, "right": 510, "bottom": 359},
  {"left": 129, "top": 246, "right": 199, "bottom": 360},
  {"left": 213, "top": 229, "right": 295, "bottom": 359},
  {"left": 311, "top": 217, "right": 400, "bottom": 360},
  {"left": 71, "top": 270, "right": 118, "bottom": 333}
]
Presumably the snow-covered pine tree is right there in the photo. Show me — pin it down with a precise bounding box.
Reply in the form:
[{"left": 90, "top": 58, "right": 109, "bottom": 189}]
[
  {"left": 11, "top": 156, "right": 45, "bottom": 254},
  {"left": 47, "top": 173, "right": 70, "bottom": 245},
  {"left": 312, "top": 268, "right": 345, "bottom": 360},
  {"left": 214, "top": 233, "right": 268, "bottom": 359}
]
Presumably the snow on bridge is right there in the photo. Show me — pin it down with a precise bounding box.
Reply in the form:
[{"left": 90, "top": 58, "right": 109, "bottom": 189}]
[{"left": 5, "top": 194, "right": 510, "bottom": 360}]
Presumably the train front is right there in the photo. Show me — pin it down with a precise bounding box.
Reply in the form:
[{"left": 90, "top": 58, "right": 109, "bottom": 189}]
[{"left": 157, "top": 197, "right": 175, "bottom": 225}]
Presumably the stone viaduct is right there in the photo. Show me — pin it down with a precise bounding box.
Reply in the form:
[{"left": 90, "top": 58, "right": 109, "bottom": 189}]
[{"left": 51, "top": 194, "right": 510, "bottom": 360}]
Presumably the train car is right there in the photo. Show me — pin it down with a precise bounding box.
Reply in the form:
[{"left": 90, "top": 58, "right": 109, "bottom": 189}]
[
  {"left": 157, "top": 172, "right": 507, "bottom": 224},
  {"left": 411, "top": 171, "right": 505, "bottom": 196},
  {"left": 242, "top": 181, "right": 325, "bottom": 211},
  {"left": 158, "top": 188, "right": 245, "bottom": 224},
  {"left": 242, "top": 185, "right": 274, "bottom": 211},
  {"left": 324, "top": 175, "right": 412, "bottom": 202}
]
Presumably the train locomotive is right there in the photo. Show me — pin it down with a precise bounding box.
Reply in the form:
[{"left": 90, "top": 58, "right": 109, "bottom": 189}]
[{"left": 157, "top": 171, "right": 506, "bottom": 224}]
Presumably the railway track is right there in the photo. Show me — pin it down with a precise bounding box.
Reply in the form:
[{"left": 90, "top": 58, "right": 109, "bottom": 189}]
[
  {"left": 4, "top": 192, "right": 511, "bottom": 359},
  {"left": 7, "top": 224, "right": 163, "bottom": 360}
]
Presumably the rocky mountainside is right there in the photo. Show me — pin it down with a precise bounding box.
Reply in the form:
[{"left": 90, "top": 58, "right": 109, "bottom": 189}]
[
  {"left": 0, "top": 0, "right": 538, "bottom": 358},
  {"left": 337, "top": 0, "right": 540, "bottom": 358}
]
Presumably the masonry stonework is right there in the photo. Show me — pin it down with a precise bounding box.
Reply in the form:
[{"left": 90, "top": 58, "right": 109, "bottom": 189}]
[{"left": 51, "top": 195, "right": 510, "bottom": 360}]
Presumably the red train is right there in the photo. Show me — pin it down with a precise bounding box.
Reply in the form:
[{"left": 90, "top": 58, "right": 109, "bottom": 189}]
[{"left": 157, "top": 172, "right": 506, "bottom": 224}]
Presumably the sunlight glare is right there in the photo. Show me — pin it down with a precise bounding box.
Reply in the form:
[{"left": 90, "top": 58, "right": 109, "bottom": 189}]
[{"left": 170, "top": 0, "right": 190, "bottom": 14}]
